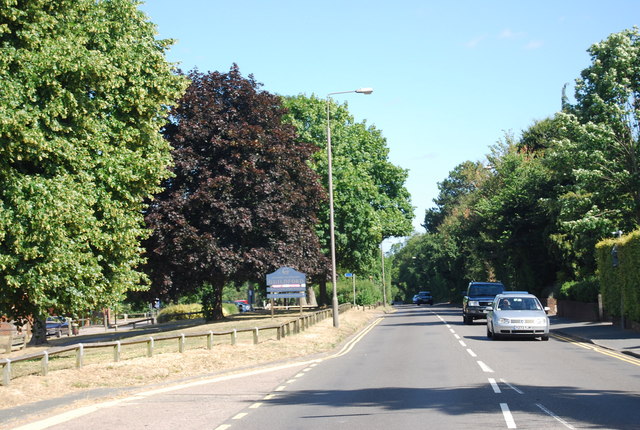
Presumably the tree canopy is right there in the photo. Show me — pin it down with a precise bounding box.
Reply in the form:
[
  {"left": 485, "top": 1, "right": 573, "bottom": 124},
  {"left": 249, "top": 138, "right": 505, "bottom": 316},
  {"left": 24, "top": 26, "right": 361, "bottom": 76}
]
[
  {"left": 144, "top": 66, "right": 328, "bottom": 319},
  {"left": 283, "top": 95, "right": 414, "bottom": 280},
  {"left": 0, "top": 0, "right": 186, "bottom": 329},
  {"left": 392, "top": 28, "right": 640, "bottom": 302}
]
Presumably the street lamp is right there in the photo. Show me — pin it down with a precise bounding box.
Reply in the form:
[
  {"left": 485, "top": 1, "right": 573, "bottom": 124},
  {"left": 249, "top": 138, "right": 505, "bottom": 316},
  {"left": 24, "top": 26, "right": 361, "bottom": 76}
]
[{"left": 327, "top": 88, "right": 373, "bottom": 328}]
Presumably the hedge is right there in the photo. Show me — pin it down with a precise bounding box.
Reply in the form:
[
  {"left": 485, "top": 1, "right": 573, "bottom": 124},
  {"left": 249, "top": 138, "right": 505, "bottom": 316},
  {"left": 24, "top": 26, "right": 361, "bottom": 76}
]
[
  {"left": 157, "top": 304, "right": 202, "bottom": 323},
  {"left": 596, "top": 230, "right": 640, "bottom": 323}
]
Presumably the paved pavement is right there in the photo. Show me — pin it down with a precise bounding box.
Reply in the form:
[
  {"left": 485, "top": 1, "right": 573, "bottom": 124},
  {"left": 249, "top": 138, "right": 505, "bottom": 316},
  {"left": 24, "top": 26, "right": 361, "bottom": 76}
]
[{"left": 550, "top": 315, "right": 640, "bottom": 359}]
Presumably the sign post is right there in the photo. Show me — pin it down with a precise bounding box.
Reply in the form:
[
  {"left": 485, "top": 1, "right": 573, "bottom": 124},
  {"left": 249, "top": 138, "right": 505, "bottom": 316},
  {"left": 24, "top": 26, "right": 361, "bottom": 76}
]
[
  {"left": 345, "top": 273, "right": 356, "bottom": 305},
  {"left": 266, "top": 267, "right": 307, "bottom": 317}
]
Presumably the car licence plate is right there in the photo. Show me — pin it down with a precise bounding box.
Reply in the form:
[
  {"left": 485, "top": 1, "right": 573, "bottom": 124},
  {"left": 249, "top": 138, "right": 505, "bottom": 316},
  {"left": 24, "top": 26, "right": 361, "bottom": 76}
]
[{"left": 514, "top": 326, "right": 532, "bottom": 330}]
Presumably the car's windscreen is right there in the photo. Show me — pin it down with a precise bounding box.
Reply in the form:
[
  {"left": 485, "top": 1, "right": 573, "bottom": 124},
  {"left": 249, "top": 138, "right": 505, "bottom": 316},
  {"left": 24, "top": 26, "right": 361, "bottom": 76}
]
[
  {"left": 497, "top": 297, "right": 542, "bottom": 311},
  {"left": 469, "top": 285, "right": 503, "bottom": 296}
]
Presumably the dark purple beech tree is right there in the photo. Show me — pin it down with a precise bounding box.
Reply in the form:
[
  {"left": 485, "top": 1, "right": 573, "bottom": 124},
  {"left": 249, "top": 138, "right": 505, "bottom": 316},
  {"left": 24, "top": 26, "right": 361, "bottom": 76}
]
[{"left": 144, "top": 65, "right": 328, "bottom": 319}]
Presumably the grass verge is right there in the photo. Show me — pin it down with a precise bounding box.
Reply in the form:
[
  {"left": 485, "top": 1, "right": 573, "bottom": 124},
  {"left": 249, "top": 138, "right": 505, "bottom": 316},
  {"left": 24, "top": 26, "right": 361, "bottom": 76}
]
[{"left": 0, "top": 307, "right": 389, "bottom": 412}]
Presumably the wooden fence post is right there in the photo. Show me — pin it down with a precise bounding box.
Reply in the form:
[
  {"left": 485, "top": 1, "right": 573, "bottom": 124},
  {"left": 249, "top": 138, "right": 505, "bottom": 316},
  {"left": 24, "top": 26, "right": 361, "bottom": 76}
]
[
  {"left": 147, "top": 337, "right": 154, "bottom": 357},
  {"left": 207, "top": 331, "right": 213, "bottom": 350},
  {"left": 253, "top": 328, "right": 259, "bottom": 345},
  {"left": 76, "top": 344, "right": 84, "bottom": 368},
  {"left": 2, "top": 359, "right": 11, "bottom": 386},
  {"left": 42, "top": 351, "right": 48, "bottom": 376},
  {"left": 179, "top": 334, "right": 185, "bottom": 353},
  {"left": 231, "top": 329, "right": 237, "bottom": 346},
  {"left": 114, "top": 341, "right": 121, "bottom": 362}
]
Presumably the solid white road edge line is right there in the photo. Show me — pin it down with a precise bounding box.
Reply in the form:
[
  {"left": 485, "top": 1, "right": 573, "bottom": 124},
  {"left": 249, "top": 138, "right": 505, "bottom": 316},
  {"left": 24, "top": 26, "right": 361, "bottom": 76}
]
[
  {"left": 536, "top": 403, "right": 575, "bottom": 429},
  {"left": 499, "top": 378, "right": 524, "bottom": 394}
]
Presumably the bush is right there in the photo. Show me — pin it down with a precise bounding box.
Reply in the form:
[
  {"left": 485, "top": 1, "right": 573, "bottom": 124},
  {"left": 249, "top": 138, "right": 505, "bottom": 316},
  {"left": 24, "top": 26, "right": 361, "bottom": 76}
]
[
  {"left": 157, "top": 303, "right": 202, "bottom": 323},
  {"left": 557, "top": 277, "right": 599, "bottom": 303},
  {"left": 222, "top": 303, "right": 239, "bottom": 316},
  {"left": 201, "top": 284, "right": 217, "bottom": 321},
  {"left": 337, "top": 278, "right": 383, "bottom": 305},
  {"left": 597, "top": 230, "right": 640, "bottom": 322}
]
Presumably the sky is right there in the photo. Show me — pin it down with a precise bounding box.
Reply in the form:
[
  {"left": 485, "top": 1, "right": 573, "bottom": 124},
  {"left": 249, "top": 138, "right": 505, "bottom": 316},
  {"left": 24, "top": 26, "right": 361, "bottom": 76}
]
[{"left": 139, "top": 0, "right": 640, "bottom": 249}]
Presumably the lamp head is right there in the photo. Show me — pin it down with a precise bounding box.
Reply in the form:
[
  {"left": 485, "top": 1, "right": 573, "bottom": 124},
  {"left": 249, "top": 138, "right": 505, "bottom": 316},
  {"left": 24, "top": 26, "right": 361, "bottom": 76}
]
[{"left": 355, "top": 87, "right": 373, "bottom": 94}]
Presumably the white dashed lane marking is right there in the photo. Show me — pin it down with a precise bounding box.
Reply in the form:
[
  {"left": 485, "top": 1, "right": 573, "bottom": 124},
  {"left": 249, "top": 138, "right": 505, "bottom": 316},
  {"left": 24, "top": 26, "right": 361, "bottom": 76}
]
[
  {"left": 500, "top": 403, "right": 517, "bottom": 429},
  {"left": 477, "top": 361, "right": 494, "bottom": 373},
  {"left": 488, "top": 378, "right": 501, "bottom": 394}
]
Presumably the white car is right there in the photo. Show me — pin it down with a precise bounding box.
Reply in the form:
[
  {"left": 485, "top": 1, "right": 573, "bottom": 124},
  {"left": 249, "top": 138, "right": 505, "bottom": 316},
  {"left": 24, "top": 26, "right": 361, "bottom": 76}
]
[{"left": 486, "top": 292, "right": 549, "bottom": 341}]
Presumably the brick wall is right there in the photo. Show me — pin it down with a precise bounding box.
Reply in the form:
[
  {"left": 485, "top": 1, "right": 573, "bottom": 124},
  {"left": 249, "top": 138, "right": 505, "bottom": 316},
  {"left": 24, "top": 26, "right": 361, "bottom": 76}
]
[{"left": 557, "top": 300, "right": 599, "bottom": 321}]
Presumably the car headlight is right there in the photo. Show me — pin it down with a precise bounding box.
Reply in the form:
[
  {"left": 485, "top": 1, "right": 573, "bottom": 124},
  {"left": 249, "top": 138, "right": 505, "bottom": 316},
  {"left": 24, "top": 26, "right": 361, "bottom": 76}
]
[
  {"left": 469, "top": 301, "right": 479, "bottom": 307},
  {"left": 498, "top": 318, "right": 510, "bottom": 324},
  {"left": 534, "top": 318, "right": 547, "bottom": 325}
]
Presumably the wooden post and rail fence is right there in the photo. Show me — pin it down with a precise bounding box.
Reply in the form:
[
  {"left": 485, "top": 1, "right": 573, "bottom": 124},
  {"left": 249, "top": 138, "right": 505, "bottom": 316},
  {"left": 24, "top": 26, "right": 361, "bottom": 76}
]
[{"left": 0, "top": 303, "right": 368, "bottom": 386}]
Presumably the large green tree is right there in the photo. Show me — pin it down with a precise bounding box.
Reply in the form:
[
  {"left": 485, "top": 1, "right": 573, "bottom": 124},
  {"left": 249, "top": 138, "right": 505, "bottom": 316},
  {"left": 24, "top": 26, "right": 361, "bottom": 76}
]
[
  {"left": 548, "top": 28, "right": 640, "bottom": 277},
  {"left": 0, "top": 0, "right": 186, "bottom": 339},
  {"left": 144, "top": 67, "right": 328, "bottom": 319},
  {"left": 393, "top": 28, "right": 640, "bottom": 298},
  {"left": 283, "top": 95, "right": 414, "bottom": 302}
]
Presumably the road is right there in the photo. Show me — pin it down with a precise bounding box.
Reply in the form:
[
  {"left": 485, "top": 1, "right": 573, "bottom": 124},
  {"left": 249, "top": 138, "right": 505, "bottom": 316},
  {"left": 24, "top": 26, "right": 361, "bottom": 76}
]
[{"left": 13, "top": 305, "right": 640, "bottom": 429}]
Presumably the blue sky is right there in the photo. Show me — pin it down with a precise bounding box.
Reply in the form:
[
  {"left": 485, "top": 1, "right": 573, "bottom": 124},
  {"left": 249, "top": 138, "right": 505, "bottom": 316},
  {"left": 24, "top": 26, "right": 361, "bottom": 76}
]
[{"left": 140, "top": 0, "right": 640, "bottom": 247}]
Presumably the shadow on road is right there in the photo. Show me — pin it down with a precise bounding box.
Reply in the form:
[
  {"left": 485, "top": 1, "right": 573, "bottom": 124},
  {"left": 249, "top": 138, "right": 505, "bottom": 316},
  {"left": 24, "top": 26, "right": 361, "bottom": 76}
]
[{"left": 261, "top": 384, "right": 638, "bottom": 429}]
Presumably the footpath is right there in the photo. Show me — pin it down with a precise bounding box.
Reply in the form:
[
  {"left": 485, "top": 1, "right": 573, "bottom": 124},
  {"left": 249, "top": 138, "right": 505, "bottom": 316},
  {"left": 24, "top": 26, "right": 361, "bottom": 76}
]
[{"left": 550, "top": 315, "right": 640, "bottom": 359}]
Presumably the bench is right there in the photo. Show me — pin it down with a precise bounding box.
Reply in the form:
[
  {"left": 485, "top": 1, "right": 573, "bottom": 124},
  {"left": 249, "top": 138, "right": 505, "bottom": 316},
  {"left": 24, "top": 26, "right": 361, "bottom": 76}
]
[{"left": 0, "top": 322, "right": 27, "bottom": 353}]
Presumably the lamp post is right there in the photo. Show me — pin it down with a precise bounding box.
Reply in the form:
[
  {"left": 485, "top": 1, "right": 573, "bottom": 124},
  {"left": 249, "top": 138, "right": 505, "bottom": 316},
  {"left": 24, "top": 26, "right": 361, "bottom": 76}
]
[
  {"left": 327, "top": 88, "right": 373, "bottom": 327},
  {"left": 380, "top": 242, "right": 387, "bottom": 307}
]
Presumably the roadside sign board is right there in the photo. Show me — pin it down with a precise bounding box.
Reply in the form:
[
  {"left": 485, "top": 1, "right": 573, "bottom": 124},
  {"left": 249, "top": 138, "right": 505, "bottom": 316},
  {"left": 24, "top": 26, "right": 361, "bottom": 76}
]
[
  {"left": 265, "top": 267, "right": 307, "bottom": 312},
  {"left": 267, "top": 286, "right": 307, "bottom": 292},
  {"left": 266, "top": 292, "right": 306, "bottom": 299},
  {"left": 266, "top": 267, "right": 305, "bottom": 286}
]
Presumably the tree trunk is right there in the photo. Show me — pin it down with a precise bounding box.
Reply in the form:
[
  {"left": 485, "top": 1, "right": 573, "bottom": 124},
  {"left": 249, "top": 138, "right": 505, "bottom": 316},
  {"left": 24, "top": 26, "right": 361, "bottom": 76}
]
[
  {"left": 28, "top": 315, "right": 48, "bottom": 345},
  {"left": 211, "top": 278, "right": 225, "bottom": 320},
  {"left": 318, "top": 279, "right": 328, "bottom": 306},
  {"left": 306, "top": 285, "right": 318, "bottom": 307}
]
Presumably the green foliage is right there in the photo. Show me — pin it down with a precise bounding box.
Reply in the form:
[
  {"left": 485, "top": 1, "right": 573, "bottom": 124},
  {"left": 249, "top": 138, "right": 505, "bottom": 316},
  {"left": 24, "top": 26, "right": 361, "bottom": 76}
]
[
  {"left": 157, "top": 303, "right": 202, "bottom": 323},
  {"left": 282, "top": 95, "right": 414, "bottom": 278},
  {"left": 557, "top": 277, "right": 599, "bottom": 303},
  {"left": 392, "top": 28, "right": 640, "bottom": 312},
  {"left": 0, "top": 0, "right": 187, "bottom": 325},
  {"left": 144, "top": 67, "right": 327, "bottom": 318},
  {"left": 391, "top": 232, "right": 466, "bottom": 304},
  {"left": 222, "top": 303, "right": 240, "bottom": 316},
  {"left": 596, "top": 231, "right": 640, "bottom": 322},
  {"left": 336, "top": 277, "right": 382, "bottom": 305},
  {"left": 200, "top": 284, "right": 218, "bottom": 322}
]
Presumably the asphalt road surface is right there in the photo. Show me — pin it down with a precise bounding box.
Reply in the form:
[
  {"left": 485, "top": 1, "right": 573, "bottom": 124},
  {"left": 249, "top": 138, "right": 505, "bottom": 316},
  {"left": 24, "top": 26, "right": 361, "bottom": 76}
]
[{"left": 13, "top": 305, "right": 640, "bottom": 429}]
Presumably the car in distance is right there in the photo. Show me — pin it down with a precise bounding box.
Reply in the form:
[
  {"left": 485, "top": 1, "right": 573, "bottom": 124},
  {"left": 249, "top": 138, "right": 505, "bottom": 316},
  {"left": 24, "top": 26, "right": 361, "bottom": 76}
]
[
  {"left": 486, "top": 292, "right": 550, "bottom": 341},
  {"left": 462, "top": 281, "right": 505, "bottom": 324},
  {"left": 46, "top": 316, "right": 70, "bottom": 337},
  {"left": 415, "top": 291, "right": 433, "bottom": 305},
  {"left": 234, "top": 300, "right": 251, "bottom": 312}
]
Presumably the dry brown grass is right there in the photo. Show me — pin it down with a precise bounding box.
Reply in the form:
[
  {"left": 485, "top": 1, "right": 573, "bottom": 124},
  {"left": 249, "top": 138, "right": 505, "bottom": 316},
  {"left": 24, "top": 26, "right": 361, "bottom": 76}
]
[{"left": 0, "top": 307, "right": 389, "bottom": 411}]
